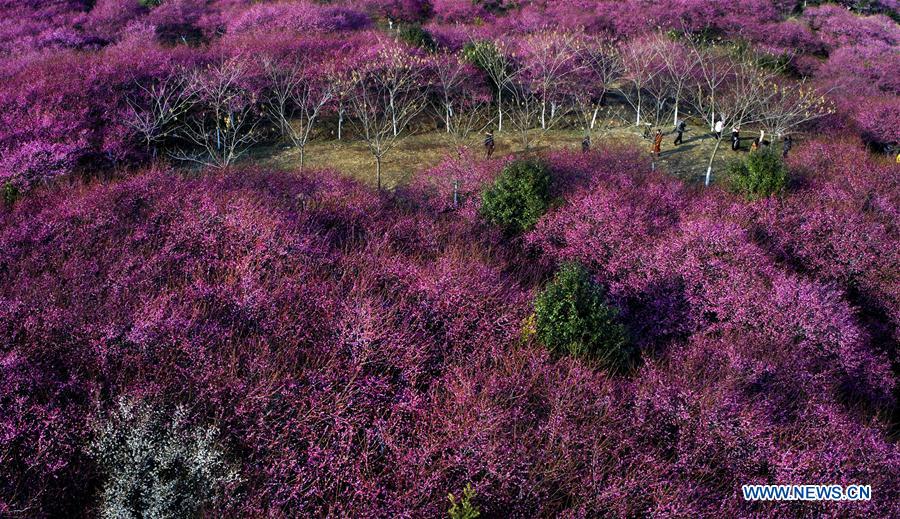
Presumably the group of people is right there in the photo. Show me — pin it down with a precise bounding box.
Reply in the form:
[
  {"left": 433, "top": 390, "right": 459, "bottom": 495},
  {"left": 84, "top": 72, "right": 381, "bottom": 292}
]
[
  {"left": 480, "top": 119, "right": 798, "bottom": 162},
  {"left": 650, "top": 118, "right": 794, "bottom": 159}
]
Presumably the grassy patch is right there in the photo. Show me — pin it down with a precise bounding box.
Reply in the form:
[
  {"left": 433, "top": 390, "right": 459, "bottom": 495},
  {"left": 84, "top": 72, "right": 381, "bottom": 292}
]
[{"left": 256, "top": 120, "right": 748, "bottom": 189}]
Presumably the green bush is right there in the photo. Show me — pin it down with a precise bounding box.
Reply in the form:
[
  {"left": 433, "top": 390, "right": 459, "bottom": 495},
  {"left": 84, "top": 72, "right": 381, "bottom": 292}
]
[
  {"left": 533, "top": 263, "right": 631, "bottom": 370},
  {"left": 2, "top": 181, "right": 18, "bottom": 206},
  {"left": 480, "top": 159, "right": 551, "bottom": 234},
  {"left": 89, "top": 398, "right": 240, "bottom": 519},
  {"left": 139, "top": 0, "right": 162, "bottom": 7},
  {"left": 398, "top": 24, "right": 436, "bottom": 52},
  {"left": 728, "top": 146, "right": 789, "bottom": 200},
  {"left": 448, "top": 483, "right": 480, "bottom": 519}
]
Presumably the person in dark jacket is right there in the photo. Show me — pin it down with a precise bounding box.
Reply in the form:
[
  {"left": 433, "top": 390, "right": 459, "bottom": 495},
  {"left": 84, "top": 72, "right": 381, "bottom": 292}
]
[
  {"left": 782, "top": 135, "right": 793, "bottom": 159},
  {"left": 484, "top": 131, "right": 495, "bottom": 159},
  {"left": 673, "top": 119, "right": 686, "bottom": 145},
  {"left": 731, "top": 126, "right": 740, "bottom": 151},
  {"left": 582, "top": 134, "right": 591, "bottom": 153}
]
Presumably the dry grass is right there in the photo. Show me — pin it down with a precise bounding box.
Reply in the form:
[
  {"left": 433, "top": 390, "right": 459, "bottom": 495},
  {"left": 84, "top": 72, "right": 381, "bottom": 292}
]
[{"left": 255, "top": 120, "right": 746, "bottom": 189}]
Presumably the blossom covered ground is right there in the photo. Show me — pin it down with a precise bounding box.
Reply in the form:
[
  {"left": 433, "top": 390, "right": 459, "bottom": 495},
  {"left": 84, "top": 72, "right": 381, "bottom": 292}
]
[{"left": 1, "top": 1, "right": 899, "bottom": 518}]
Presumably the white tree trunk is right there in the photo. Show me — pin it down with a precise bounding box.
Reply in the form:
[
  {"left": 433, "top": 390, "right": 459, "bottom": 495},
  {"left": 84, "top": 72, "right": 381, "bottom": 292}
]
[
  {"left": 541, "top": 100, "right": 546, "bottom": 130},
  {"left": 705, "top": 138, "right": 723, "bottom": 186},
  {"left": 497, "top": 90, "right": 503, "bottom": 131},
  {"left": 390, "top": 96, "right": 398, "bottom": 137},
  {"left": 338, "top": 108, "right": 344, "bottom": 141}
]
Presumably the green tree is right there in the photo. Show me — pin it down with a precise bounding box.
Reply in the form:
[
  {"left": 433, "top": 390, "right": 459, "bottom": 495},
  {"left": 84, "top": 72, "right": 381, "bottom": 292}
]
[
  {"left": 533, "top": 263, "right": 632, "bottom": 370},
  {"left": 2, "top": 181, "right": 18, "bottom": 206},
  {"left": 448, "top": 483, "right": 480, "bottom": 519},
  {"left": 729, "top": 146, "right": 789, "bottom": 200},
  {"left": 480, "top": 159, "right": 551, "bottom": 234},
  {"left": 398, "top": 24, "right": 437, "bottom": 52}
]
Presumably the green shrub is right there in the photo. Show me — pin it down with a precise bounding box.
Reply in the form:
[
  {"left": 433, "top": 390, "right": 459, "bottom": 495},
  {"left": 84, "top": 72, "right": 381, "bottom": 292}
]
[
  {"left": 139, "top": 0, "right": 162, "bottom": 7},
  {"left": 533, "top": 262, "right": 631, "bottom": 370},
  {"left": 728, "top": 146, "right": 789, "bottom": 200},
  {"left": 89, "top": 398, "right": 240, "bottom": 519},
  {"left": 448, "top": 483, "right": 480, "bottom": 519},
  {"left": 398, "top": 24, "right": 436, "bottom": 51},
  {"left": 2, "top": 181, "right": 18, "bottom": 206},
  {"left": 480, "top": 159, "right": 551, "bottom": 234}
]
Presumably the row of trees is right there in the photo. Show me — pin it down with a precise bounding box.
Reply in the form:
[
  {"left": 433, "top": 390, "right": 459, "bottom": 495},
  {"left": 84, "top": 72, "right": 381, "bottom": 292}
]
[{"left": 127, "top": 32, "right": 832, "bottom": 188}]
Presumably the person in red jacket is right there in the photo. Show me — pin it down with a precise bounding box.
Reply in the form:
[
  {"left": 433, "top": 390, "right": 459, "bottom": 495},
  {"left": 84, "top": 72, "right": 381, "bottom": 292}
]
[{"left": 651, "top": 129, "right": 663, "bottom": 157}]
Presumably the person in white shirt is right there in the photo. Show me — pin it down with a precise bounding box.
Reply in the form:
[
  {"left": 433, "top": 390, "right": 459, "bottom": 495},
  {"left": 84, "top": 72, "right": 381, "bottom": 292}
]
[{"left": 714, "top": 119, "right": 724, "bottom": 140}]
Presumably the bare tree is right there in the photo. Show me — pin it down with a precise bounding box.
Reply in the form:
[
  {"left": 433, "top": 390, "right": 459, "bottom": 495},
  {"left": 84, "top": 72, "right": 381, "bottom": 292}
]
[
  {"left": 464, "top": 39, "right": 514, "bottom": 132},
  {"left": 517, "top": 32, "right": 583, "bottom": 131},
  {"left": 448, "top": 102, "right": 493, "bottom": 154},
  {"left": 348, "top": 47, "right": 427, "bottom": 190},
  {"left": 573, "top": 38, "right": 623, "bottom": 137},
  {"left": 618, "top": 37, "right": 664, "bottom": 127},
  {"left": 656, "top": 35, "right": 699, "bottom": 127},
  {"left": 686, "top": 38, "right": 735, "bottom": 132},
  {"left": 329, "top": 69, "right": 354, "bottom": 142},
  {"left": 504, "top": 78, "right": 544, "bottom": 150},
  {"left": 428, "top": 54, "right": 494, "bottom": 153},
  {"left": 172, "top": 59, "right": 260, "bottom": 168},
  {"left": 702, "top": 58, "right": 776, "bottom": 185},
  {"left": 498, "top": 34, "right": 584, "bottom": 151},
  {"left": 263, "top": 58, "right": 334, "bottom": 171},
  {"left": 125, "top": 72, "right": 194, "bottom": 157},
  {"left": 430, "top": 52, "right": 465, "bottom": 133},
  {"left": 755, "top": 78, "right": 834, "bottom": 140}
]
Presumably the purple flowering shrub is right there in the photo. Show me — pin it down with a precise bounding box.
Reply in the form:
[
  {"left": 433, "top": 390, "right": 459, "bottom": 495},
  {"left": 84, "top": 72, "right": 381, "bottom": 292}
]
[
  {"left": 750, "top": 139, "right": 900, "bottom": 343},
  {"left": 2, "top": 147, "right": 899, "bottom": 516}
]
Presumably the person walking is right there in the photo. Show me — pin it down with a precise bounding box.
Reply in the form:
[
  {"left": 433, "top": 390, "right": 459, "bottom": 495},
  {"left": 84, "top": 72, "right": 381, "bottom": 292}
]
[
  {"left": 731, "top": 126, "right": 740, "bottom": 151},
  {"left": 714, "top": 118, "right": 724, "bottom": 140},
  {"left": 651, "top": 129, "right": 663, "bottom": 157},
  {"left": 782, "top": 135, "right": 793, "bottom": 159},
  {"left": 581, "top": 134, "right": 591, "bottom": 153},
  {"left": 484, "top": 131, "right": 495, "bottom": 159},
  {"left": 673, "top": 119, "right": 686, "bottom": 145}
]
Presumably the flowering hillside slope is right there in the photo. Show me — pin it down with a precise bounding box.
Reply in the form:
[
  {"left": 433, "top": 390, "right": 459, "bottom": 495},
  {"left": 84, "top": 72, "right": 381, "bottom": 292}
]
[
  {"left": 1, "top": 1, "right": 899, "bottom": 517},
  {"left": 3, "top": 142, "right": 899, "bottom": 516}
]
